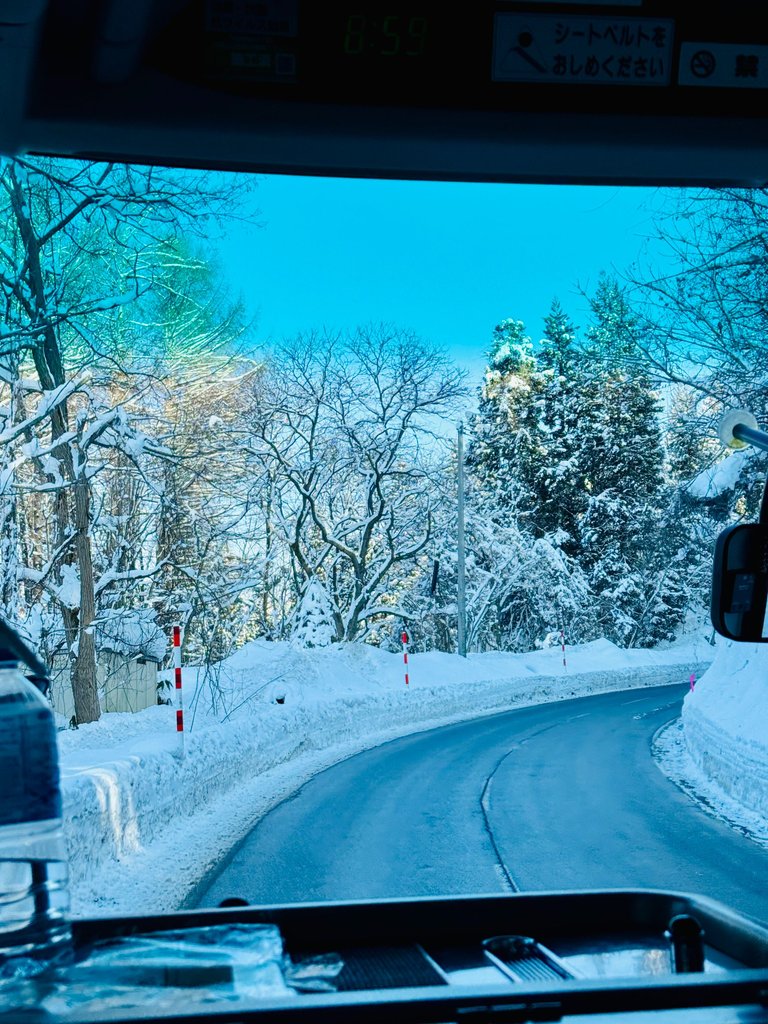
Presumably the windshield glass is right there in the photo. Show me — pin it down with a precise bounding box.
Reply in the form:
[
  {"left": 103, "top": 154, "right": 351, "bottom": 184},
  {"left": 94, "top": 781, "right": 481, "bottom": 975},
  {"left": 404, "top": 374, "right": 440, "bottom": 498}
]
[{"left": 2, "top": 160, "right": 766, "bottom": 924}]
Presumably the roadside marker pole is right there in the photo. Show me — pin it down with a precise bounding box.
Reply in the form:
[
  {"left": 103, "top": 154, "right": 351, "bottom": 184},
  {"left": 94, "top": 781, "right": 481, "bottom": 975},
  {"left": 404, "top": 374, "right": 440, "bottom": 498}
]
[
  {"left": 401, "top": 629, "right": 410, "bottom": 687},
  {"left": 173, "top": 625, "right": 185, "bottom": 757},
  {"left": 560, "top": 630, "right": 567, "bottom": 669}
]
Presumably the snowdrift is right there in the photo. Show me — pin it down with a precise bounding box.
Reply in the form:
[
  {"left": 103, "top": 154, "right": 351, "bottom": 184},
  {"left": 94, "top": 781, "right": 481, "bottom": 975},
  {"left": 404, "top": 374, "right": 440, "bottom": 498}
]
[
  {"left": 58, "top": 637, "right": 712, "bottom": 917},
  {"left": 682, "top": 640, "right": 768, "bottom": 819}
]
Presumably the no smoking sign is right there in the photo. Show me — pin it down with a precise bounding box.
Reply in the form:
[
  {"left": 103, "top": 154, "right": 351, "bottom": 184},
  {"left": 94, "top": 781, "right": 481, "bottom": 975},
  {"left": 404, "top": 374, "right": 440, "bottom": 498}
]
[{"left": 679, "top": 42, "right": 768, "bottom": 88}]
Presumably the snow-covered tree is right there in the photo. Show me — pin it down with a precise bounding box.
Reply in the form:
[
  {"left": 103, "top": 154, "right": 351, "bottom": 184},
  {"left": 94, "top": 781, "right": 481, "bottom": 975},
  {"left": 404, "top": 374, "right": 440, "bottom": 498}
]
[
  {"left": 464, "top": 285, "right": 695, "bottom": 649},
  {"left": 0, "top": 157, "right": 252, "bottom": 721},
  {"left": 633, "top": 189, "right": 768, "bottom": 413},
  {"left": 538, "top": 298, "right": 578, "bottom": 376},
  {"left": 631, "top": 189, "right": 768, "bottom": 527},
  {"left": 579, "top": 277, "right": 688, "bottom": 645},
  {"left": 149, "top": 359, "right": 260, "bottom": 664},
  {"left": 528, "top": 301, "right": 588, "bottom": 550},
  {"left": 467, "top": 319, "right": 540, "bottom": 516},
  {"left": 463, "top": 312, "right": 597, "bottom": 650},
  {"left": 291, "top": 578, "right": 337, "bottom": 648},
  {"left": 245, "top": 325, "right": 466, "bottom": 642}
]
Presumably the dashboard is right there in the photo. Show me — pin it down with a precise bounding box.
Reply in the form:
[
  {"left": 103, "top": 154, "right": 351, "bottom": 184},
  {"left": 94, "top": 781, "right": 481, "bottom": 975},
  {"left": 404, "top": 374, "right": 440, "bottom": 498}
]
[{"left": 46, "top": 890, "right": 768, "bottom": 1022}]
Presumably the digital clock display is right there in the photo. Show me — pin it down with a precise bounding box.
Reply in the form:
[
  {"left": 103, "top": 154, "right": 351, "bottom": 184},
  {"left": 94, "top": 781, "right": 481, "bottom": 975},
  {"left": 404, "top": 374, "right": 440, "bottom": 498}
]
[{"left": 341, "top": 14, "right": 430, "bottom": 58}]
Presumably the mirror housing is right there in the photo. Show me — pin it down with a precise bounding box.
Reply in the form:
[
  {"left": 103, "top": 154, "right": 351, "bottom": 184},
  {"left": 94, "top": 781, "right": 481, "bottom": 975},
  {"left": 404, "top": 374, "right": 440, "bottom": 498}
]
[{"left": 711, "top": 523, "right": 768, "bottom": 642}]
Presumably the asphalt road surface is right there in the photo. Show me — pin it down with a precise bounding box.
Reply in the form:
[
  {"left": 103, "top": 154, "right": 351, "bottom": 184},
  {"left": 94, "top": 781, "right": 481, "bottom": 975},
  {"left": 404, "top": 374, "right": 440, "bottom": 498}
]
[{"left": 196, "top": 684, "right": 768, "bottom": 924}]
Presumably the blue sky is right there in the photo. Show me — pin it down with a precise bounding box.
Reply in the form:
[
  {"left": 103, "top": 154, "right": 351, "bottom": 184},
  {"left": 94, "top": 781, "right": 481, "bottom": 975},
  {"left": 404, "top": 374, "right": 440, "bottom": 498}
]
[{"left": 217, "top": 176, "right": 671, "bottom": 386}]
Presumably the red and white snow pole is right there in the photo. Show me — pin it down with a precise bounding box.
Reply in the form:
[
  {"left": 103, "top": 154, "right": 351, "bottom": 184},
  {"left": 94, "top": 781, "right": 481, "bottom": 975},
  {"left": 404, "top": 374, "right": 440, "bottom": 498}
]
[
  {"left": 559, "top": 629, "right": 567, "bottom": 670},
  {"left": 173, "top": 625, "right": 185, "bottom": 757},
  {"left": 401, "top": 628, "right": 410, "bottom": 687}
]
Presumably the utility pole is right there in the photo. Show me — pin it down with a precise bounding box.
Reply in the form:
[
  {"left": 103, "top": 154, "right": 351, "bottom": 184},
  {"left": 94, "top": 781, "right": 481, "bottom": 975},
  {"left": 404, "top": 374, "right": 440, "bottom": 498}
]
[{"left": 457, "top": 421, "right": 467, "bottom": 657}]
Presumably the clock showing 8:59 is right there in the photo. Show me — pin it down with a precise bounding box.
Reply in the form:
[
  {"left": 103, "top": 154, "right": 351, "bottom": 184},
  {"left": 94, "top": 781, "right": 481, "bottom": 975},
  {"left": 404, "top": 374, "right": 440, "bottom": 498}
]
[{"left": 342, "top": 14, "right": 429, "bottom": 57}]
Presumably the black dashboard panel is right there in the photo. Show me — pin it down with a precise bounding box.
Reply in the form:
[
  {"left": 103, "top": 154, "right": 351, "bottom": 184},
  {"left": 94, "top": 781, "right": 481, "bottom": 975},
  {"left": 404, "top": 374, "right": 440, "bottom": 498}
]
[
  {"left": 58, "top": 890, "right": 768, "bottom": 1024},
  {"left": 3, "top": 2, "right": 768, "bottom": 183}
]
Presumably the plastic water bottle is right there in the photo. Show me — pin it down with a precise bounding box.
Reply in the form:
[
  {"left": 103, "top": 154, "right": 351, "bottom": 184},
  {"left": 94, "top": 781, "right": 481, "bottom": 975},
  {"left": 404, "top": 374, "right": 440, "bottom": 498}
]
[{"left": 0, "top": 649, "right": 72, "bottom": 979}]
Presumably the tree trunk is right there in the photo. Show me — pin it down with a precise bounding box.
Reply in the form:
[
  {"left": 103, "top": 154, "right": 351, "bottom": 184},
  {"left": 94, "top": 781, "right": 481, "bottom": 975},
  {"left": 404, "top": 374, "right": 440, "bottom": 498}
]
[
  {"left": 72, "top": 462, "right": 100, "bottom": 723},
  {"left": 0, "top": 383, "right": 20, "bottom": 621},
  {"left": 8, "top": 168, "right": 100, "bottom": 723},
  {"left": 262, "top": 475, "right": 273, "bottom": 632}
]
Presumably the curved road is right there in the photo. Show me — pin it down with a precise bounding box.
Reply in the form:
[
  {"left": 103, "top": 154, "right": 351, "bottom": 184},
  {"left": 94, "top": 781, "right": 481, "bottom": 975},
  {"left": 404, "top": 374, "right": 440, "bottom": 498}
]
[{"left": 196, "top": 685, "right": 768, "bottom": 924}]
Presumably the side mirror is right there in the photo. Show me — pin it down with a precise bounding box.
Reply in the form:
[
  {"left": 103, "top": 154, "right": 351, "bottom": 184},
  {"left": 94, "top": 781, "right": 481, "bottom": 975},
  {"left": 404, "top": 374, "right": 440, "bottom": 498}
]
[{"left": 711, "top": 523, "right": 768, "bottom": 642}]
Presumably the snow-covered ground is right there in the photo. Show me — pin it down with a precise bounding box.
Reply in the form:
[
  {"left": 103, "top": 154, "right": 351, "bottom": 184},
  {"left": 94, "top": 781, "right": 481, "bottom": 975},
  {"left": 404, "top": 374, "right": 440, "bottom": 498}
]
[
  {"left": 644, "top": 439, "right": 768, "bottom": 843},
  {"left": 59, "top": 635, "right": 712, "bottom": 919},
  {"left": 653, "top": 639, "right": 768, "bottom": 847}
]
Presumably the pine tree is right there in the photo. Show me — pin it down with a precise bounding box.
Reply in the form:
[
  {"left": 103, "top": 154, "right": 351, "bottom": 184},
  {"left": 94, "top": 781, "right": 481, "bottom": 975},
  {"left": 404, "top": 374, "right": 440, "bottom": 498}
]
[
  {"left": 465, "top": 314, "right": 595, "bottom": 649},
  {"left": 467, "top": 319, "right": 540, "bottom": 515},
  {"left": 538, "top": 298, "right": 578, "bottom": 376},
  {"left": 579, "top": 277, "right": 686, "bottom": 645},
  {"left": 526, "top": 300, "right": 588, "bottom": 552},
  {"left": 582, "top": 274, "right": 638, "bottom": 366},
  {"left": 581, "top": 277, "right": 662, "bottom": 496},
  {"left": 467, "top": 286, "right": 697, "bottom": 649},
  {"left": 291, "top": 578, "right": 337, "bottom": 648}
]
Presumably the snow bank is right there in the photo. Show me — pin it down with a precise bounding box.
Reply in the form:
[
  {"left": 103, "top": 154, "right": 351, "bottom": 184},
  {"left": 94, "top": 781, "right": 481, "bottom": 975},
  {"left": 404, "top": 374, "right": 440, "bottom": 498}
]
[
  {"left": 681, "top": 639, "right": 768, "bottom": 818},
  {"left": 58, "top": 636, "right": 712, "bottom": 917}
]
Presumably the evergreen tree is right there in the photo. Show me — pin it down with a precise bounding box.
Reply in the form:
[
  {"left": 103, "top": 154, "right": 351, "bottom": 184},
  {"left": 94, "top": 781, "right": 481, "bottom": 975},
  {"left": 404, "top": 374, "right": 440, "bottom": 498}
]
[
  {"left": 579, "top": 277, "right": 687, "bottom": 645},
  {"left": 582, "top": 273, "right": 638, "bottom": 366},
  {"left": 665, "top": 386, "right": 716, "bottom": 486},
  {"left": 467, "top": 319, "right": 540, "bottom": 516},
  {"left": 291, "top": 578, "right": 337, "bottom": 648},
  {"left": 465, "top": 313, "right": 596, "bottom": 649},
  {"left": 581, "top": 277, "right": 662, "bottom": 497},
  {"left": 538, "top": 298, "right": 578, "bottom": 376},
  {"left": 466, "top": 285, "right": 695, "bottom": 650},
  {"left": 527, "top": 301, "right": 588, "bottom": 552}
]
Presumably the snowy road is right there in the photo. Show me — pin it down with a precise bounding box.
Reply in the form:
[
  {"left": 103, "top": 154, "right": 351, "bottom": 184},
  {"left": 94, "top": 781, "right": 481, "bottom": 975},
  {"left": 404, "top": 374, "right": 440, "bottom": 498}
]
[{"left": 195, "top": 685, "right": 768, "bottom": 923}]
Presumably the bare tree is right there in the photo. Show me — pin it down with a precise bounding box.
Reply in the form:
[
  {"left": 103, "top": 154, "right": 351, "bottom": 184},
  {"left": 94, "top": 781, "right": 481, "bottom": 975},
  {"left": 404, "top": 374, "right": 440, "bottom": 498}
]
[
  {"left": 631, "top": 188, "right": 768, "bottom": 411},
  {"left": 0, "top": 157, "right": 253, "bottom": 721},
  {"left": 627, "top": 188, "right": 768, "bottom": 520},
  {"left": 245, "top": 326, "right": 466, "bottom": 641}
]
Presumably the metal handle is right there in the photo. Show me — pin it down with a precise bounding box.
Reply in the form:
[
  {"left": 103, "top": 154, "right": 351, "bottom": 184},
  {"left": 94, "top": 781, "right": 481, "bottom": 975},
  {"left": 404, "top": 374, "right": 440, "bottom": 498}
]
[{"left": 732, "top": 421, "right": 768, "bottom": 454}]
